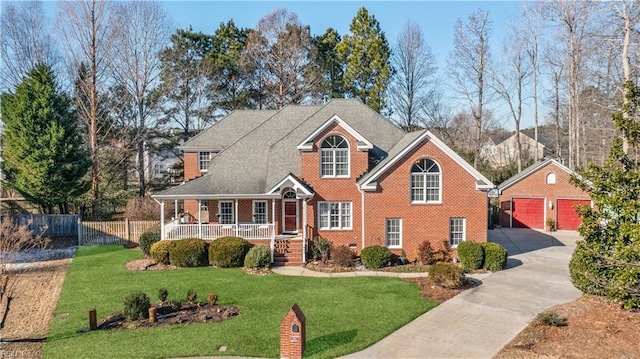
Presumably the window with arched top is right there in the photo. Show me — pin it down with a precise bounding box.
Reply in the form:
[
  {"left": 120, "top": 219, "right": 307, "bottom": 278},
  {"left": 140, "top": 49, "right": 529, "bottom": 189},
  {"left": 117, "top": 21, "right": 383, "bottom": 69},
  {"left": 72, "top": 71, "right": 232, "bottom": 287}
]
[
  {"left": 283, "top": 190, "right": 297, "bottom": 199},
  {"left": 410, "top": 158, "right": 441, "bottom": 203},
  {"left": 546, "top": 172, "right": 557, "bottom": 184},
  {"left": 320, "top": 135, "right": 349, "bottom": 177}
]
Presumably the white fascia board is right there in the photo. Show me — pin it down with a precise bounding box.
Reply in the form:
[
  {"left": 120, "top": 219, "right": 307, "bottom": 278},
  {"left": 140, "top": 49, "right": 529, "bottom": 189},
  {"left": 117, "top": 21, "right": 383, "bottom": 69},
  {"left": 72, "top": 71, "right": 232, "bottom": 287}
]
[
  {"left": 178, "top": 147, "right": 224, "bottom": 152},
  {"left": 296, "top": 114, "right": 373, "bottom": 151},
  {"left": 266, "top": 174, "right": 314, "bottom": 196},
  {"left": 151, "top": 193, "right": 280, "bottom": 200}
]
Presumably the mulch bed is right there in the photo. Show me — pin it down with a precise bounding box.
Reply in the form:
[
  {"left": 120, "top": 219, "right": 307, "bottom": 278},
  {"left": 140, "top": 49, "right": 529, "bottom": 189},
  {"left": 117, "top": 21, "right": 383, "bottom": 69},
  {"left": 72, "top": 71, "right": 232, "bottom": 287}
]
[
  {"left": 125, "top": 259, "right": 178, "bottom": 271},
  {"left": 404, "top": 277, "right": 477, "bottom": 302},
  {"left": 97, "top": 302, "right": 241, "bottom": 330}
]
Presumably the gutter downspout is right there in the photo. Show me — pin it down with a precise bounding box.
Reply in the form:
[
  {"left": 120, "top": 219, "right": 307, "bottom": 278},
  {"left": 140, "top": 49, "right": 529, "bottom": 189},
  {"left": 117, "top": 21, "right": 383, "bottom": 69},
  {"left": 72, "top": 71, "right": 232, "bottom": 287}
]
[{"left": 358, "top": 186, "right": 365, "bottom": 250}]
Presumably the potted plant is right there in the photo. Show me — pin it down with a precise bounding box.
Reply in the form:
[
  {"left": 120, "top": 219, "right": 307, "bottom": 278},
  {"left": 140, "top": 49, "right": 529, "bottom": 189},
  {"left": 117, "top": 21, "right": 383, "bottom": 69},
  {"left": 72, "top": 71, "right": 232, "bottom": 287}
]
[
  {"left": 546, "top": 217, "right": 556, "bottom": 232},
  {"left": 399, "top": 250, "right": 408, "bottom": 265}
]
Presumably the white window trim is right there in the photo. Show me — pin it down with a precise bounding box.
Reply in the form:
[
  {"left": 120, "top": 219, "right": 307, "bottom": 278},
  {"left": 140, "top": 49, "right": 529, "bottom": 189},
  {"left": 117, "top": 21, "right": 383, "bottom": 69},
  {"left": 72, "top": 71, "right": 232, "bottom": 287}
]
[
  {"left": 546, "top": 172, "right": 557, "bottom": 185},
  {"left": 252, "top": 200, "right": 268, "bottom": 224},
  {"left": 317, "top": 201, "right": 352, "bottom": 230},
  {"left": 385, "top": 218, "right": 402, "bottom": 249},
  {"left": 449, "top": 217, "right": 466, "bottom": 248},
  {"left": 218, "top": 201, "right": 234, "bottom": 225},
  {"left": 319, "top": 135, "right": 350, "bottom": 178},
  {"left": 410, "top": 172, "right": 443, "bottom": 204},
  {"left": 198, "top": 151, "right": 212, "bottom": 172}
]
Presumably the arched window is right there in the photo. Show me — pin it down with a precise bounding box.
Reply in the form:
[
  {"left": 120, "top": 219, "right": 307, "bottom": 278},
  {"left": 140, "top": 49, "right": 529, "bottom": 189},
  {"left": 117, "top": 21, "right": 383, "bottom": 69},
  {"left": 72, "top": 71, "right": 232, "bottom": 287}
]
[
  {"left": 320, "top": 135, "right": 349, "bottom": 177},
  {"left": 546, "top": 172, "right": 557, "bottom": 184},
  {"left": 410, "top": 158, "right": 441, "bottom": 203}
]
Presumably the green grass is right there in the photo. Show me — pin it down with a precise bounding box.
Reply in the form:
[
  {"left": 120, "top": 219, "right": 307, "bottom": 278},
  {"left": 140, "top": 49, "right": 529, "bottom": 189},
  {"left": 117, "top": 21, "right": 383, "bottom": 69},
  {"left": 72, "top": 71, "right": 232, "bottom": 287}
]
[{"left": 44, "top": 246, "right": 437, "bottom": 359}]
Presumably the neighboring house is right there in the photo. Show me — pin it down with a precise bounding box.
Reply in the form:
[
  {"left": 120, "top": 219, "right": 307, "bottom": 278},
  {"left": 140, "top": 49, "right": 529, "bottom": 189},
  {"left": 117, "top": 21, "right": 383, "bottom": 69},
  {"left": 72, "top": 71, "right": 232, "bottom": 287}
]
[
  {"left": 152, "top": 99, "right": 494, "bottom": 265},
  {"left": 498, "top": 158, "right": 591, "bottom": 230},
  {"left": 481, "top": 132, "right": 546, "bottom": 169}
]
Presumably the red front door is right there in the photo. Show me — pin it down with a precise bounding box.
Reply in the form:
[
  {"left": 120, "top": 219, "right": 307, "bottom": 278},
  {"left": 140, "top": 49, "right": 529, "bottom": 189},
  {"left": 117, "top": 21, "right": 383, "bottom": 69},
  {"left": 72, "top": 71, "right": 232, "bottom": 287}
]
[{"left": 283, "top": 201, "right": 298, "bottom": 233}]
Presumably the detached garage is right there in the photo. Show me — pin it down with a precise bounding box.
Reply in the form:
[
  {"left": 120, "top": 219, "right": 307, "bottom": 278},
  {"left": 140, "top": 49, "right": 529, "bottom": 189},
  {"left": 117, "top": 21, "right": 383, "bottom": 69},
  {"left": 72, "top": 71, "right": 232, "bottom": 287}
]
[{"left": 498, "top": 159, "right": 591, "bottom": 231}]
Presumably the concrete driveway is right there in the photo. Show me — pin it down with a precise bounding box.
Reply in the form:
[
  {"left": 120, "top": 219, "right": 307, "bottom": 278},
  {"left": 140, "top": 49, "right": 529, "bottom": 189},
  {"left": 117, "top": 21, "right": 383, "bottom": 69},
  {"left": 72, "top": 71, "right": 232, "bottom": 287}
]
[{"left": 342, "top": 228, "right": 583, "bottom": 359}]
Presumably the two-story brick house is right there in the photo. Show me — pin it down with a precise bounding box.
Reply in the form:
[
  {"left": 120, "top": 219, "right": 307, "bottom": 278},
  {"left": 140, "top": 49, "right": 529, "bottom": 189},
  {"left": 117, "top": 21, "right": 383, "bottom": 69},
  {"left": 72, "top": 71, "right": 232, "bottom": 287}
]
[{"left": 152, "top": 99, "right": 493, "bottom": 265}]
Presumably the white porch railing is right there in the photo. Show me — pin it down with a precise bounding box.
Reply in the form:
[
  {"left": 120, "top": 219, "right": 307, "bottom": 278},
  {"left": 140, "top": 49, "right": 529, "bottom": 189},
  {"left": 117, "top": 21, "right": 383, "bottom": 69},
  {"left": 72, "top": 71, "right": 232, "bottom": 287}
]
[{"left": 164, "top": 223, "right": 274, "bottom": 241}]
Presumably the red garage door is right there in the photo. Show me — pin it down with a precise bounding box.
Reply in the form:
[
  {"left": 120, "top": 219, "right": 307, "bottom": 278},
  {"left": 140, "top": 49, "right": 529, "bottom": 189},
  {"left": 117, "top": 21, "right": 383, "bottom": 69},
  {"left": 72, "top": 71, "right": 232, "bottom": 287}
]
[
  {"left": 512, "top": 198, "right": 544, "bottom": 229},
  {"left": 557, "top": 199, "right": 591, "bottom": 230}
]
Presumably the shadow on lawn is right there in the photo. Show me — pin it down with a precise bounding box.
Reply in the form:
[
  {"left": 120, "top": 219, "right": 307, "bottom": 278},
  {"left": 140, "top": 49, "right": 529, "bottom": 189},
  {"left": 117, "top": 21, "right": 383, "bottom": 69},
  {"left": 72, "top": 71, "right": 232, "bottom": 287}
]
[{"left": 305, "top": 329, "right": 358, "bottom": 356}]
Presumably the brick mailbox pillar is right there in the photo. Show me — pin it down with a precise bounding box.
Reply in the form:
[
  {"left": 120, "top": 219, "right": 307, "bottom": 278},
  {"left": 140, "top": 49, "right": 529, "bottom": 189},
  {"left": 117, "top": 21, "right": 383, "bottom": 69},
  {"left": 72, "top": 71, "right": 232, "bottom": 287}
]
[{"left": 280, "top": 303, "right": 306, "bottom": 359}]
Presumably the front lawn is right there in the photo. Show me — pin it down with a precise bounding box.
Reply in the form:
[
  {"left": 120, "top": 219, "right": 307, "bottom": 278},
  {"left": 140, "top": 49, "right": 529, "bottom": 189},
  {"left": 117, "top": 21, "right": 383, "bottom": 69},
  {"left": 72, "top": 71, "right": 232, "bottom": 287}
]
[{"left": 44, "top": 246, "right": 437, "bottom": 359}]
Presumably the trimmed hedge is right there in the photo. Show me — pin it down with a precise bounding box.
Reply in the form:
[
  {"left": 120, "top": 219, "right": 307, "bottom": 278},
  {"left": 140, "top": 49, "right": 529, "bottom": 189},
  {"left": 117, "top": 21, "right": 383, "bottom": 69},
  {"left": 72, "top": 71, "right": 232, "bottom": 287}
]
[
  {"left": 428, "top": 263, "right": 465, "bottom": 289},
  {"left": 150, "top": 240, "right": 175, "bottom": 265},
  {"left": 481, "top": 242, "right": 508, "bottom": 271},
  {"left": 457, "top": 241, "right": 484, "bottom": 272},
  {"left": 360, "top": 245, "right": 392, "bottom": 269},
  {"left": 209, "top": 236, "right": 252, "bottom": 268},
  {"left": 168, "top": 238, "right": 209, "bottom": 267},
  {"left": 139, "top": 226, "right": 161, "bottom": 257},
  {"left": 244, "top": 245, "right": 271, "bottom": 269}
]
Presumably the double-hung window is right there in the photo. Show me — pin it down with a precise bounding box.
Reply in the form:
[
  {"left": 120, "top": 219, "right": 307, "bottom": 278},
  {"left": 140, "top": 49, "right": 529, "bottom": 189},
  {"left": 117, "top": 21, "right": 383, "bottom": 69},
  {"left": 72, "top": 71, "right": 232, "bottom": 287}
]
[
  {"left": 198, "top": 151, "right": 212, "bottom": 172},
  {"left": 218, "top": 201, "right": 234, "bottom": 224},
  {"left": 318, "top": 202, "right": 352, "bottom": 230},
  {"left": 253, "top": 201, "right": 267, "bottom": 224},
  {"left": 320, "top": 135, "right": 349, "bottom": 177},
  {"left": 385, "top": 218, "right": 402, "bottom": 248},
  {"left": 449, "top": 218, "right": 466, "bottom": 246},
  {"left": 410, "top": 158, "right": 441, "bottom": 203}
]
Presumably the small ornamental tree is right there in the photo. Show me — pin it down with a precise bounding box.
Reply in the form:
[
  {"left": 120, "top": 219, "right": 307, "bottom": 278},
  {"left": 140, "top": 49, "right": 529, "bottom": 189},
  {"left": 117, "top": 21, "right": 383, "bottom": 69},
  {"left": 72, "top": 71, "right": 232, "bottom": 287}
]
[{"left": 569, "top": 80, "right": 640, "bottom": 309}]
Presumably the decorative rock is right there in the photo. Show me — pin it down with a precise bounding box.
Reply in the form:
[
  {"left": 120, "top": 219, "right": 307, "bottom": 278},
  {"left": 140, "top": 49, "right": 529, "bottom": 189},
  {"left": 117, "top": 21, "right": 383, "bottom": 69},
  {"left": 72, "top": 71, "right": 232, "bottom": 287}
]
[{"left": 218, "top": 346, "right": 227, "bottom": 352}]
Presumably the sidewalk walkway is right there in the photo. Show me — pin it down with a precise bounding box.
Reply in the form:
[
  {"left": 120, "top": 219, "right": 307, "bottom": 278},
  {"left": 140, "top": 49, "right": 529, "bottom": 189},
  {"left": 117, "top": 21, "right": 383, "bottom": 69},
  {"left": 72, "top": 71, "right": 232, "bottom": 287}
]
[{"left": 341, "top": 228, "right": 583, "bottom": 359}]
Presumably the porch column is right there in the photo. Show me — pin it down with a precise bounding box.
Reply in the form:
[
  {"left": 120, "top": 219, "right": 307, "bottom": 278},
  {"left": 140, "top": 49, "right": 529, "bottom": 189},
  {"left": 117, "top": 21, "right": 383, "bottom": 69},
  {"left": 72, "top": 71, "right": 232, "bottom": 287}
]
[
  {"left": 198, "top": 199, "right": 203, "bottom": 239},
  {"left": 272, "top": 199, "right": 276, "bottom": 232},
  {"left": 174, "top": 200, "right": 178, "bottom": 221},
  {"left": 160, "top": 200, "right": 165, "bottom": 240},
  {"left": 235, "top": 199, "right": 239, "bottom": 237},
  {"left": 302, "top": 198, "right": 308, "bottom": 263}
]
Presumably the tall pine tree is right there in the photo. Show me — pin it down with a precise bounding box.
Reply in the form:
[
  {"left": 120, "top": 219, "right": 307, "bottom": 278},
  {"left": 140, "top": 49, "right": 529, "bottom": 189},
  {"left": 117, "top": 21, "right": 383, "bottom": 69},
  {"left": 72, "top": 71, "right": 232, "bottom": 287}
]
[
  {"left": 337, "top": 7, "right": 391, "bottom": 113},
  {"left": 1, "top": 64, "right": 90, "bottom": 213}
]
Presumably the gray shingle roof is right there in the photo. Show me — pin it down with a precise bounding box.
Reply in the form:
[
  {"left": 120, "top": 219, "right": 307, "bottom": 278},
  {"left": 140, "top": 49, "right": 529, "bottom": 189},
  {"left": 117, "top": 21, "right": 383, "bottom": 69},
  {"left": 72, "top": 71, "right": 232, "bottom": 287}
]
[
  {"left": 155, "top": 99, "right": 405, "bottom": 198},
  {"left": 498, "top": 158, "right": 575, "bottom": 192}
]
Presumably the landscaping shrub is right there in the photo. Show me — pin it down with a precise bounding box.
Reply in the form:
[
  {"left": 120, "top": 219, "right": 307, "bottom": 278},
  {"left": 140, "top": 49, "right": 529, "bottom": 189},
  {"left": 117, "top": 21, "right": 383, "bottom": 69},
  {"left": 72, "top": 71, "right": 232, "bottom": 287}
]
[
  {"left": 312, "top": 236, "right": 333, "bottom": 263},
  {"left": 433, "top": 240, "right": 452, "bottom": 263},
  {"left": 139, "top": 226, "right": 161, "bottom": 257},
  {"left": 360, "top": 245, "right": 392, "bottom": 269},
  {"left": 244, "top": 245, "right": 271, "bottom": 269},
  {"left": 457, "top": 241, "right": 484, "bottom": 272},
  {"left": 209, "top": 236, "right": 252, "bottom": 268},
  {"left": 150, "top": 240, "right": 174, "bottom": 265},
  {"left": 207, "top": 292, "right": 218, "bottom": 305},
  {"left": 187, "top": 289, "right": 197, "bottom": 302},
  {"left": 168, "top": 238, "right": 208, "bottom": 267},
  {"left": 428, "top": 263, "right": 465, "bottom": 289},
  {"left": 481, "top": 242, "right": 508, "bottom": 271},
  {"left": 332, "top": 245, "right": 355, "bottom": 267},
  {"left": 569, "top": 241, "right": 609, "bottom": 297},
  {"left": 158, "top": 288, "right": 168, "bottom": 302},
  {"left": 417, "top": 241, "right": 435, "bottom": 265},
  {"left": 123, "top": 291, "right": 150, "bottom": 320}
]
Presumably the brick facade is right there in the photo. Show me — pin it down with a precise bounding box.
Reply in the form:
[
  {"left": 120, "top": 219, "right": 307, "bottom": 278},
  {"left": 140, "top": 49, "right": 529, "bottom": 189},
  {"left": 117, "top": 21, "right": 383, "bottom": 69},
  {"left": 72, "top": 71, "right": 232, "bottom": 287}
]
[{"left": 498, "top": 161, "right": 590, "bottom": 228}]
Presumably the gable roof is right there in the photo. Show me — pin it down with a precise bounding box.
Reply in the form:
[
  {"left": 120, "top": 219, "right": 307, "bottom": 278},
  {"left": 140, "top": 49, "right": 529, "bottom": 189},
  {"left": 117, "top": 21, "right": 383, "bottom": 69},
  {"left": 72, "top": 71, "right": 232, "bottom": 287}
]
[
  {"left": 178, "top": 109, "right": 278, "bottom": 151},
  {"left": 153, "top": 99, "right": 405, "bottom": 199},
  {"left": 296, "top": 114, "right": 373, "bottom": 151},
  {"left": 358, "top": 130, "right": 494, "bottom": 191},
  {"left": 498, "top": 158, "right": 575, "bottom": 193}
]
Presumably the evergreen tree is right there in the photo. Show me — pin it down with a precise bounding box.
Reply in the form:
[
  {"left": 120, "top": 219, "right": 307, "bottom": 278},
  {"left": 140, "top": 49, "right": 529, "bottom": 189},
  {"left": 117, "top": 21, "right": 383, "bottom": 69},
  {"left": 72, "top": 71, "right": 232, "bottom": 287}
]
[
  {"left": 314, "top": 27, "right": 344, "bottom": 100},
  {"left": 337, "top": 7, "right": 391, "bottom": 113},
  {"left": 1, "top": 64, "right": 90, "bottom": 213},
  {"left": 569, "top": 80, "right": 640, "bottom": 309}
]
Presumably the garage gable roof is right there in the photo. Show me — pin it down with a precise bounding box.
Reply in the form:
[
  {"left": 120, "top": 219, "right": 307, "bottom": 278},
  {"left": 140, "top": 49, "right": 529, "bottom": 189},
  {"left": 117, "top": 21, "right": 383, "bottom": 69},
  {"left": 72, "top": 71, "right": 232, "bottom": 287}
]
[{"left": 498, "top": 158, "right": 576, "bottom": 193}]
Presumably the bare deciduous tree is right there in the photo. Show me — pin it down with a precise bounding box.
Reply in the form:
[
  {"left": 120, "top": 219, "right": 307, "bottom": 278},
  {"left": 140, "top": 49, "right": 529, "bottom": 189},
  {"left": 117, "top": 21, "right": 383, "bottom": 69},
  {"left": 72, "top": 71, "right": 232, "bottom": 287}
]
[
  {"left": 389, "top": 20, "right": 437, "bottom": 131},
  {"left": 0, "top": 0, "right": 58, "bottom": 91},
  {"left": 448, "top": 9, "right": 493, "bottom": 168},
  {"left": 56, "top": 0, "right": 118, "bottom": 204},
  {"left": 111, "top": 1, "right": 173, "bottom": 196}
]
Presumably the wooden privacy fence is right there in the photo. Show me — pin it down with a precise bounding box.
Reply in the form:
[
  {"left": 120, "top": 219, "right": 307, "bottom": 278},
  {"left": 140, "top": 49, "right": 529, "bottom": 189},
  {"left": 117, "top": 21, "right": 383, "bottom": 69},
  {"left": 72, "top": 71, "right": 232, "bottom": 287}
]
[
  {"left": 79, "top": 219, "right": 160, "bottom": 245},
  {"left": 9, "top": 214, "right": 79, "bottom": 237}
]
